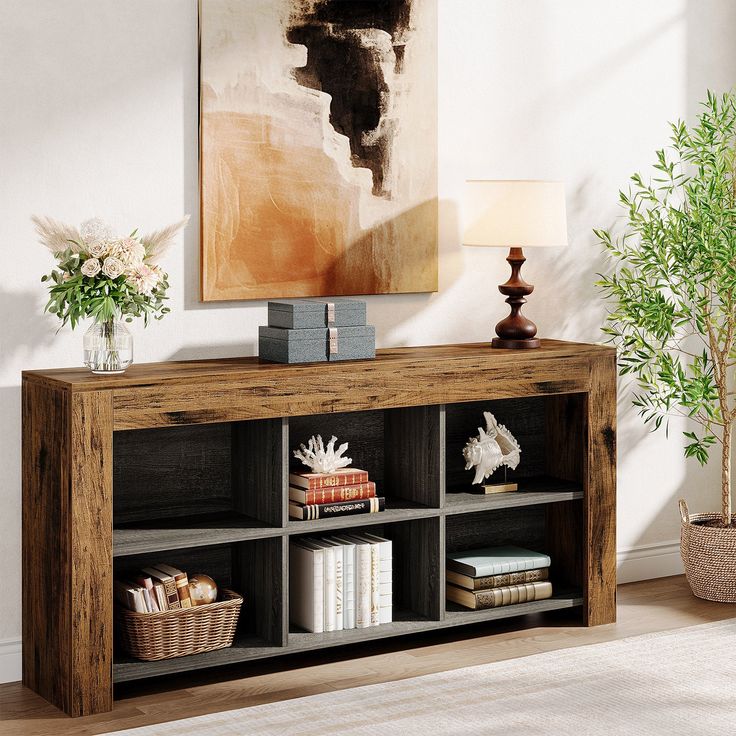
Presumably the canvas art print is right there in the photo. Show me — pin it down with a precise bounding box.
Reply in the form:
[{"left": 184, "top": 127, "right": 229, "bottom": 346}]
[{"left": 200, "top": 0, "right": 438, "bottom": 301}]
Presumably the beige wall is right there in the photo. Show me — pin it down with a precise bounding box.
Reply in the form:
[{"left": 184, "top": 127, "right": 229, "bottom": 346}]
[{"left": 1, "top": 0, "right": 735, "bottom": 680}]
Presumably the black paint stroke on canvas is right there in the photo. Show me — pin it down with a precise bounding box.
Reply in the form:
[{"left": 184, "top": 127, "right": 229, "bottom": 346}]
[{"left": 288, "top": 0, "right": 414, "bottom": 198}]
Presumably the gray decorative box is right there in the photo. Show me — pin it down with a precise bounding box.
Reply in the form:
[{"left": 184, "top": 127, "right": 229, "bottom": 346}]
[
  {"left": 259, "top": 325, "right": 376, "bottom": 364},
  {"left": 268, "top": 299, "right": 367, "bottom": 329}
]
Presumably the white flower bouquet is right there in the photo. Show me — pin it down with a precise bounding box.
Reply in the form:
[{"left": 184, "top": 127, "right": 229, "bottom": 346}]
[{"left": 33, "top": 215, "right": 189, "bottom": 328}]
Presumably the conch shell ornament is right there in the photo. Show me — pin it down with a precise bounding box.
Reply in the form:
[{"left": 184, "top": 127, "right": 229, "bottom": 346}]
[
  {"left": 462, "top": 412, "right": 521, "bottom": 485},
  {"left": 294, "top": 434, "right": 352, "bottom": 474}
]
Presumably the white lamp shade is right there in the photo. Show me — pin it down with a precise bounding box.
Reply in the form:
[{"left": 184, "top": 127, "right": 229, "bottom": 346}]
[{"left": 462, "top": 180, "right": 568, "bottom": 248}]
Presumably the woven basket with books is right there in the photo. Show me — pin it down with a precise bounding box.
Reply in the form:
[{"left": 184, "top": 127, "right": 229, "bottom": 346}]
[{"left": 116, "top": 589, "right": 243, "bottom": 661}]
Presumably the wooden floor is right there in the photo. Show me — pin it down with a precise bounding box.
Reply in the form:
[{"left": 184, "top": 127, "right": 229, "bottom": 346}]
[{"left": 2, "top": 575, "right": 734, "bottom": 736}]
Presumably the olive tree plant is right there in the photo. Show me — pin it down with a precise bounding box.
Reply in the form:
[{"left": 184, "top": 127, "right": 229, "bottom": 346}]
[{"left": 596, "top": 91, "right": 736, "bottom": 527}]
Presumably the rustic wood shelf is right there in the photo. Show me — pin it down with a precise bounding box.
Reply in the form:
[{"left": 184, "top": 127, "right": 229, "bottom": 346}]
[
  {"left": 113, "top": 513, "right": 279, "bottom": 557},
  {"left": 22, "top": 340, "right": 616, "bottom": 716},
  {"left": 113, "top": 592, "right": 583, "bottom": 684}
]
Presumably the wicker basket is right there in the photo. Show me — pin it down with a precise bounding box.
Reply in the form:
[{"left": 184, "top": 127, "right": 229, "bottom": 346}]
[
  {"left": 116, "top": 589, "right": 243, "bottom": 661},
  {"left": 679, "top": 500, "right": 736, "bottom": 603}
]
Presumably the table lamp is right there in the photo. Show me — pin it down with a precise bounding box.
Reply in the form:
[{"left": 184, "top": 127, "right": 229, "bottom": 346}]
[{"left": 462, "top": 180, "right": 568, "bottom": 349}]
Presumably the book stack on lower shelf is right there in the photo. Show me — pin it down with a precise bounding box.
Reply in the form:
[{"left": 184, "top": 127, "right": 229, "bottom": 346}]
[
  {"left": 290, "top": 533, "right": 392, "bottom": 633},
  {"left": 446, "top": 545, "right": 552, "bottom": 610},
  {"left": 289, "top": 467, "right": 386, "bottom": 520}
]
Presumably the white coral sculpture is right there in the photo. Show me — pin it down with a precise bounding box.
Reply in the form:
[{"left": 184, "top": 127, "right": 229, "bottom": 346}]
[
  {"left": 293, "top": 435, "right": 352, "bottom": 474},
  {"left": 462, "top": 412, "right": 521, "bottom": 485}
]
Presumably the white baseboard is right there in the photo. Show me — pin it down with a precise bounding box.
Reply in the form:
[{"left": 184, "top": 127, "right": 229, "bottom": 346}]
[
  {"left": 617, "top": 539, "right": 683, "bottom": 584},
  {"left": 0, "top": 638, "right": 21, "bottom": 684},
  {"left": 0, "top": 541, "right": 683, "bottom": 685}
]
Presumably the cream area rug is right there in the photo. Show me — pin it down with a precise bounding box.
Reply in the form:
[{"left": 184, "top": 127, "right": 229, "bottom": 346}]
[{"left": 110, "top": 620, "right": 736, "bottom": 736}]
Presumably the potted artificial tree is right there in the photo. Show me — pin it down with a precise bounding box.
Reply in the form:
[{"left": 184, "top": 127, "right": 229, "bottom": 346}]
[{"left": 596, "top": 90, "right": 736, "bottom": 602}]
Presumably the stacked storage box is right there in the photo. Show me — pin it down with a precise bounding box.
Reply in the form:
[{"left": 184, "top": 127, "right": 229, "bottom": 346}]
[{"left": 259, "top": 299, "right": 376, "bottom": 364}]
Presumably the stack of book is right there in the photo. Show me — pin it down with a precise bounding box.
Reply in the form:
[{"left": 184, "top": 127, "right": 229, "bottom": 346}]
[
  {"left": 445, "top": 545, "right": 552, "bottom": 610},
  {"left": 114, "top": 564, "right": 195, "bottom": 613},
  {"left": 290, "top": 533, "right": 392, "bottom": 632},
  {"left": 289, "top": 467, "right": 385, "bottom": 520}
]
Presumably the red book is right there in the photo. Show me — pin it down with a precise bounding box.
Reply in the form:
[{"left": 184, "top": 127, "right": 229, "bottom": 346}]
[
  {"left": 289, "top": 468, "right": 369, "bottom": 490},
  {"left": 289, "top": 481, "right": 376, "bottom": 505}
]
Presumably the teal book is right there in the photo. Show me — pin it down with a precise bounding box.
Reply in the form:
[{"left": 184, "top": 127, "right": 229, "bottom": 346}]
[{"left": 446, "top": 546, "right": 551, "bottom": 578}]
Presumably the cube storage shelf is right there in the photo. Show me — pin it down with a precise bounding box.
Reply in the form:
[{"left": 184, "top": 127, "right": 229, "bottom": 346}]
[{"left": 22, "top": 341, "right": 616, "bottom": 716}]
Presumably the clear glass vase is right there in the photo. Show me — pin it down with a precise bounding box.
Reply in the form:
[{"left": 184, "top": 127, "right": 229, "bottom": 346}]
[{"left": 83, "top": 319, "right": 133, "bottom": 374}]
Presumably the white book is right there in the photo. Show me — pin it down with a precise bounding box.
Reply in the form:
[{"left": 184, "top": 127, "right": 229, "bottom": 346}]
[
  {"left": 289, "top": 541, "right": 324, "bottom": 633},
  {"left": 327, "top": 536, "right": 356, "bottom": 629},
  {"left": 131, "top": 586, "right": 148, "bottom": 613},
  {"left": 353, "top": 533, "right": 393, "bottom": 626},
  {"left": 139, "top": 586, "right": 154, "bottom": 613},
  {"left": 307, "top": 540, "right": 336, "bottom": 631},
  {"left": 347, "top": 534, "right": 381, "bottom": 626},
  {"left": 320, "top": 540, "right": 344, "bottom": 631},
  {"left": 361, "top": 532, "right": 392, "bottom": 567},
  {"left": 153, "top": 582, "right": 169, "bottom": 612},
  {"left": 346, "top": 535, "right": 372, "bottom": 629}
]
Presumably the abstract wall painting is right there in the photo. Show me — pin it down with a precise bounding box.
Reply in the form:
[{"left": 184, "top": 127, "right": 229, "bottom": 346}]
[{"left": 200, "top": 0, "right": 438, "bottom": 301}]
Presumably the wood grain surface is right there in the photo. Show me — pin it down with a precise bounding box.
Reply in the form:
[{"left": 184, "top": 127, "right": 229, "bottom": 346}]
[
  {"left": 22, "top": 382, "right": 114, "bottom": 716},
  {"left": 21, "top": 341, "right": 617, "bottom": 717},
  {"left": 584, "top": 354, "right": 618, "bottom": 625}
]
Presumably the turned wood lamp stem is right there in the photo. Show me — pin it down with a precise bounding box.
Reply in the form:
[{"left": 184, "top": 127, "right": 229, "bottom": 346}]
[{"left": 492, "top": 247, "right": 540, "bottom": 349}]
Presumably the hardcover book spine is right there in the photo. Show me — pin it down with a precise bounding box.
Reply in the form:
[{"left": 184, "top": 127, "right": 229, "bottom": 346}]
[
  {"left": 369, "top": 542, "right": 380, "bottom": 626},
  {"left": 140, "top": 567, "right": 181, "bottom": 609},
  {"left": 290, "top": 470, "right": 370, "bottom": 490},
  {"left": 313, "top": 549, "right": 324, "bottom": 632},
  {"left": 344, "top": 544, "right": 355, "bottom": 629},
  {"left": 323, "top": 546, "right": 336, "bottom": 632},
  {"left": 333, "top": 545, "right": 344, "bottom": 632},
  {"left": 289, "top": 482, "right": 376, "bottom": 505},
  {"left": 153, "top": 582, "right": 168, "bottom": 612},
  {"left": 289, "top": 497, "right": 385, "bottom": 520},
  {"left": 475, "top": 581, "right": 553, "bottom": 609},
  {"left": 174, "top": 573, "right": 193, "bottom": 608},
  {"left": 165, "top": 583, "right": 182, "bottom": 609},
  {"left": 329, "top": 538, "right": 356, "bottom": 629},
  {"left": 355, "top": 543, "right": 372, "bottom": 629},
  {"left": 290, "top": 544, "right": 324, "bottom": 633},
  {"left": 450, "top": 568, "right": 550, "bottom": 591},
  {"left": 135, "top": 576, "right": 160, "bottom": 612},
  {"left": 363, "top": 533, "right": 392, "bottom": 624}
]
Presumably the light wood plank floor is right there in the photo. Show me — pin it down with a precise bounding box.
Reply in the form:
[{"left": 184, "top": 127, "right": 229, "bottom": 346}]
[{"left": 2, "top": 575, "right": 734, "bottom": 736}]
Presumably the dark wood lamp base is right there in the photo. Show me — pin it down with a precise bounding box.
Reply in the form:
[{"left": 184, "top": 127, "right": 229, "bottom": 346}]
[{"left": 492, "top": 246, "right": 540, "bottom": 349}]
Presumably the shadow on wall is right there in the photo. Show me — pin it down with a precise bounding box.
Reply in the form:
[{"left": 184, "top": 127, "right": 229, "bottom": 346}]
[
  {"left": 0, "top": 288, "right": 55, "bottom": 368},
  {"left": 176, "top": 196, "right": 461, "bottom": 356},
  {"left": 170, "top": 197, "right": 460, "bottom": 360},
  {"left": 528, "top": 173, "right": 615, "bottom": 344},
  {"left": 367, "top": 197, "right": 463, "bottom": 348},
  {"left": 169, "top": 342, "right": 257, "bottom": 361}
]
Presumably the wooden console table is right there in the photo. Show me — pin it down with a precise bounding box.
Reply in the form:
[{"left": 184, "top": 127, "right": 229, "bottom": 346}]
[{"left": 22, "top": 340, "right": 616, "bottom": 716}]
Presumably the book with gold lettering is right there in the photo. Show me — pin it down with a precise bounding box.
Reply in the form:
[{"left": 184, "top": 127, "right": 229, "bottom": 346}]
[
  {"left": 289, "top": 468, "right": 369, "bottom": 490},
  {"left": 289, "top": 481, "right": 376, "bottom": 505},
  {"left": 154, "top": 564, "right": 193, "bottom": 608},
  {"left": 446, "top": 581, "right": 553, "bottom": 610},
  {"left": 289, "top": 497, "right": 385, "bottom": 520},
  {"left": 446, "top": 567, "right": 549, "bottom": 592},
  {"left": 141, "top": 567, "right": 181, "bottom": 609}
]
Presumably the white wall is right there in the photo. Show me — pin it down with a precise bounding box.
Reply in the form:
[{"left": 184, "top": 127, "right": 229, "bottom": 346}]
[{"left": 1, "top": 0, "right": 735, "bottom": 682}]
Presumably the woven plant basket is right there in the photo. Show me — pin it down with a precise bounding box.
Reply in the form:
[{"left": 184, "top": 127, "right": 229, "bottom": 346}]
[
  {"left": 116, "top": 589, "right": 243, "bottom": 661},
  {"left": 679, "top": 500, "right": 736, "bottom": 603}
]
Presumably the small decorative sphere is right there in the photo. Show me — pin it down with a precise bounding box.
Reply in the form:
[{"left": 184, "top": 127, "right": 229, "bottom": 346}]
[{"left": 189, "top": 574, "right": 218, "bottom": 606}]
